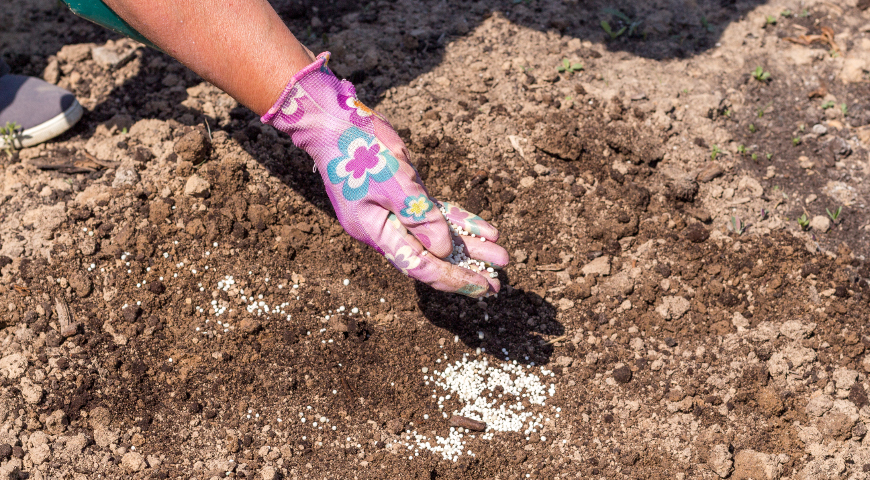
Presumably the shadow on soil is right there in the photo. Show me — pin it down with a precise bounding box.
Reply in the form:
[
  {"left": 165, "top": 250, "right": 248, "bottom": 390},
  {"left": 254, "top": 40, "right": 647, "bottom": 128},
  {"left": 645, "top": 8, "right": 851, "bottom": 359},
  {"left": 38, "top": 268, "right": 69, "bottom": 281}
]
[{"left": 416, "top": 272, "right": 564, "bottom": 365}]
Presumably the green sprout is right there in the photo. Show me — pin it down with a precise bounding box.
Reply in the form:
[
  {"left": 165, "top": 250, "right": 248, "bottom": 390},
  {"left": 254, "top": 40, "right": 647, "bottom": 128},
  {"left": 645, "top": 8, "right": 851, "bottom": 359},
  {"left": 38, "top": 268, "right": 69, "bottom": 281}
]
[
  {"left": 601, "top": 20, "right": 627, "bottom": 40},
  {"left": 710, "top": 144, "right": 722, "bottom": 160},
  {"left": 797, "top": 213, "right": 810, "bottom": 230},
  {"left": 826, "top": 206, "right": 842, "bottom": 224},
  {"left": 821, "top": 100, "right": 835, "bottom": 110},
  {"left": 600, "top": 8, "right": 642, "bottom": 40},
  {"left": 792, "top": 137, "right": 801, "bottom": 146},
  {"left": 701, "top": 16, "right": 714, "bottom": 32},
  {"left": 749, "top": 123, "right": 757, "bottom": 133},
  {"left": 729, "top": 216, "right": 746, "bottom": 235},
  {"left": 557, "top": 59, "right": 584, "bottom": 73},
  {"left": 800, "top": 8, "right": 809, "bottom": 17},
  {"left": 0, "top": 121, "right": 21, "bottom": 157},
  {"left": 781, "top": 9, "right": 793, "bottom": 17},
  {"left": 766, "top": 15, "right": 777, "bottom": 25},
  {"left": 757, "top": 108, "right": 765, "bottom": 118},
  {"left": 765, "top": 153, "right": 773, "bottom": 160},
  {"left": 737, "top": 144, "right": 747, "bottom": 154},
  {"left": 752, "top": 66, "right": 771, "bottom": 82},
  {"left": 751, "top": 153, "right": 758, "bottom": 161},
  {"left": 840, "top": 103, "right": 848, "bottom": 116},
  {"left": 723, "top": 108, "right": 732, "bottom": 117}
]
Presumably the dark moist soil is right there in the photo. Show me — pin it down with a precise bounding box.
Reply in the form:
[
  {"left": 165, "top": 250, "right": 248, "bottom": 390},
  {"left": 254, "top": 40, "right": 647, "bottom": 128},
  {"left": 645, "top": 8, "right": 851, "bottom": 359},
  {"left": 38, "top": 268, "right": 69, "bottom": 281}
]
[{"left": 2, "top": 0, "right": 870, "bottom": 479}]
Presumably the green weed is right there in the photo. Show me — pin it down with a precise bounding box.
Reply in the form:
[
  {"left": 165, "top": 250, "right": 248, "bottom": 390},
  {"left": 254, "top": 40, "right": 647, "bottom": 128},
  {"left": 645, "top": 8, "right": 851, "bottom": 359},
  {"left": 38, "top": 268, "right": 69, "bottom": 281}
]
[
  {"left": 557, "top": 59, "right": 584, "bottom": 73},
  {"left": 710, "top": 144, "right": 722, "bottom": 160},
  {"left": 797, "top": 213, "right": 810, "bottom": 230},
  {"left": 1, "top": 121, "right": 21, "bottom": 156},
  {"left": 752, "top": 66, "right": 771, "bottom": 82},
  {"left": 701, "top": 16, "right": 714, "bottom": 32},
  {"left": 826, "top": 206, "right": 842, "bottom": 224},
  {"left": 729, "top": 216, "right": 746, "bottom": 235},
  {"left": 600, "top": 8, "right": 642, "bottom": 39}
]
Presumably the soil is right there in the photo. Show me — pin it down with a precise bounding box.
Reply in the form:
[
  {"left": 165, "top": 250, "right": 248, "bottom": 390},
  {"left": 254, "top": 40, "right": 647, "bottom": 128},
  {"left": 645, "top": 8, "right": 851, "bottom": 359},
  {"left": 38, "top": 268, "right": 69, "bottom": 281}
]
[{"left": 2, "top": 0, "right": 870, "bottom": 479}]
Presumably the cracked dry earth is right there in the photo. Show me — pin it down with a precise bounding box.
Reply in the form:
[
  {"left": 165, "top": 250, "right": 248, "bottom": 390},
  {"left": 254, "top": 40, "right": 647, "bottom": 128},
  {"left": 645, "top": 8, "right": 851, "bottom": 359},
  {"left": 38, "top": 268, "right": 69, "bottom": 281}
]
[{"left": 3, "top": 0, "right": 870, "bottom": 478}]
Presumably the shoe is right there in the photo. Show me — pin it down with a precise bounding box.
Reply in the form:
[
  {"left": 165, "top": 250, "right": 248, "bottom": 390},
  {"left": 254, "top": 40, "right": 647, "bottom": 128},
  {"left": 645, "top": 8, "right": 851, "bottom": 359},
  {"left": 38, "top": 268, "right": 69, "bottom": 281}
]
[{"left": 0, "top": 71, "right": 83, "bottom": 149}]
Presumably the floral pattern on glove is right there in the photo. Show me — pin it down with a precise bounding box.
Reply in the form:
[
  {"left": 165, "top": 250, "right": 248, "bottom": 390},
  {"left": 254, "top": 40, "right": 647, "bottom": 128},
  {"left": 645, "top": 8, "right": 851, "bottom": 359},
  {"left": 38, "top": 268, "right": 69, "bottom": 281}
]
[
  {"left": 440, "top": 201, "right": 486, "bottom": 236},
  {"left": 400, "top": 194, "right": 434, "bottom": 221},
  {"left": 384, "top": 245, "right": 421, "bottom": 276},
  {"left": 327, "top": 127, "right": 399, "bottom": 201},
  {"left": 338, "top": 93, "right": 376, "bottom": 128},
  {"left": 279, "top": 86, "right": 307, "bottom": 124}
]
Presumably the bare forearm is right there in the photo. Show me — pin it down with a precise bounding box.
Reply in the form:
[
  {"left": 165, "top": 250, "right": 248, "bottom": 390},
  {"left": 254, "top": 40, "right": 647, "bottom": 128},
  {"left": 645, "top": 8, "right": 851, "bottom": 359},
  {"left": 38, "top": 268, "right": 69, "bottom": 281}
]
[{"left": 103, "top": 0, "right": 314, "bottom": 115}]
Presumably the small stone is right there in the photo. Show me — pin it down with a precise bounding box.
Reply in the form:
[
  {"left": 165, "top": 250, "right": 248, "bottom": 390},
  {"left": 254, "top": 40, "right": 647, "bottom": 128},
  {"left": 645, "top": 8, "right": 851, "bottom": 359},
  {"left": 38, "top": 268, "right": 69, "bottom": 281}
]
[
  {"left": 184, "top": 175, "right": 211, "bottom": 198},
  {"left": 386, "top": 418, "right": 404, "bottom": 435},
  {"left": 29, "top": 443, "right": 50, "bottom": 465},
  {"left": 123, "top": 305, "right": 142, "bottom": 323},
  {"left": 733, "top": 449, "right": 784, "bottom": 480},
  {"left": 697, "top": 163, "right": 725, "bottom": 182},
  {"left": 45, "top": 409, "right": 69, "bottom": 435},
  {"left": 0, "top": 353, "right": 28, "bottom": 379},
  {"left": 756, "top": 388, "right": 784, "bottom": 417},
  {"left": 91, "top": 45, "right": 124, "bottom": 67},
  {"left": 812, "top": 124, "right": 827, "bottom": 135},
  {"left": 69, "top": 272, "right": 92, "bottom": 298},
  {"left": 121, "top": 451, "right": 146, "bottom": 472},
  {"left": 656, "top": 296, "right": 691, "bottom": 320},
  {"left": 174, "top": 128, "right": 210, "bottom": 163},
  {"left": 239, "top": 318, "right": 262, "bottom": 335},
  {"left": 513, "top": 249, "right": 528, "bottom": 264},
  {"left": 853, "top": 422, "right": 868, "bottom": 440},
  {"left": 259, "top": 465, "right": 279, "bottom": 480},
  {"left": 612, "top": 366, "right": 632, "bottom": 384},
  {"left": 684, "top": 222, "right": 710, "bottom": 243},
  {"left": 20, "top": 377, "right": 43, "bottom": 404},
  {"left": 112, "top": 160, "right": 140, "bottom": 188},
  {"left": 805, "top": 394, "right": 834, "bottom": 417},
  {"left": 581, "top": 256, "right": 611, "bottom": 276},
  {"left": 832, "top": 368, "right": 859, "bottom": 390},
  {"left": 809, "top": 215, "right": 830, "bottom": 232},
  {"left": 708, "top": 444, "right": 733, "bottom": 478}
]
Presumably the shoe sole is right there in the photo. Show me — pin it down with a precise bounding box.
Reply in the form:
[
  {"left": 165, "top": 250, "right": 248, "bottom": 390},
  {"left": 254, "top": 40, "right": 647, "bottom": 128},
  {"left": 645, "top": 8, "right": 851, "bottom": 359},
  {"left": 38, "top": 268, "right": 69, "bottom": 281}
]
[{"left": 0, "top": 99, "right": 83, "bottom": 149}]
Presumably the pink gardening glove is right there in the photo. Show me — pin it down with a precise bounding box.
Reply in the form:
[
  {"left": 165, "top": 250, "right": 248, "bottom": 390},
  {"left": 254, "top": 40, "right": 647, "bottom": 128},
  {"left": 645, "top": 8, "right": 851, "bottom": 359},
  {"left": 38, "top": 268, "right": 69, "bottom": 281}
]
[{"left": 262, "top": 52, "right": 508, "bottom": 297}]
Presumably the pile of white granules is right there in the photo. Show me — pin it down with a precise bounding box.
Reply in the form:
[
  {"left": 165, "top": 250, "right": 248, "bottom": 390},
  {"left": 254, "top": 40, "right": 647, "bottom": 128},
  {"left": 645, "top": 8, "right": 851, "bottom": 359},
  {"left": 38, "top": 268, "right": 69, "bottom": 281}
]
[{"left": 393, "top": 353, "right": 557, "bottom": 462}]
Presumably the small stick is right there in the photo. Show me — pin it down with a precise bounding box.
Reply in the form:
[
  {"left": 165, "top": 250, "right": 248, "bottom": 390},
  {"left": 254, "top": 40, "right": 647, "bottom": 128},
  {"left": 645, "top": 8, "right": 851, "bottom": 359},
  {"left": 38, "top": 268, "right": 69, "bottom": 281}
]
[
  {"left": 448, "top": 415, "right": 486, "bottom": 432},
  {"left": 546, "top": 334, "right": 569, "bottom": 345},
  {"left": 12, "top": 284, "right": 31, "bottom": 295},
  {"left": 53, "top": 296, "right": 79, "bottom": 337}
]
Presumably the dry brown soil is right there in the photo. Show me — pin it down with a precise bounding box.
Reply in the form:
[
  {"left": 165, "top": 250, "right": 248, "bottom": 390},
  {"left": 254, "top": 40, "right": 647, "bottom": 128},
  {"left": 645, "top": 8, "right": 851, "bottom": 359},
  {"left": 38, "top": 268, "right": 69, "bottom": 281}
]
[{"left": 2, "top": 0, "right": 870, "bottom": 479}]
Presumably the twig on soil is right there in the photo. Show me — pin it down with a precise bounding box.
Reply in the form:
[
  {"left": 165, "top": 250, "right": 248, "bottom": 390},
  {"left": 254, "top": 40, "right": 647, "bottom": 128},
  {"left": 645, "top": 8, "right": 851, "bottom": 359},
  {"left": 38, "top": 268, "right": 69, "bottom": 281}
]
[
  {"left": 784, "top": 26, "right": 840, "bottom": 55},
  {"left": 204, "top": 118, "right": 213, "bottom": 141},
  {"left": 546, "top": 334, "right": 569, "bottom": 345},
  {"left": 12, "top": 284, "right": 31, "bottom": 295},
  {"left": 448, "top": 415, "right": 486, "bottom": 432},
  {"left": 340, "top": 375, "right": 358, "bottom": 401},
  {"left": 53, "top": 295, "right": 80, "bottom": 337}
]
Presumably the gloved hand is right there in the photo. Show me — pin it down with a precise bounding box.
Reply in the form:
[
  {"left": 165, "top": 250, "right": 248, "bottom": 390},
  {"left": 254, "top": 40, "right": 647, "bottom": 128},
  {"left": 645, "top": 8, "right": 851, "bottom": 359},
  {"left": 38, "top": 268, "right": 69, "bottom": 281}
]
[{"left": 262, "top": 52, "right": 508, "bottom": 297}]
